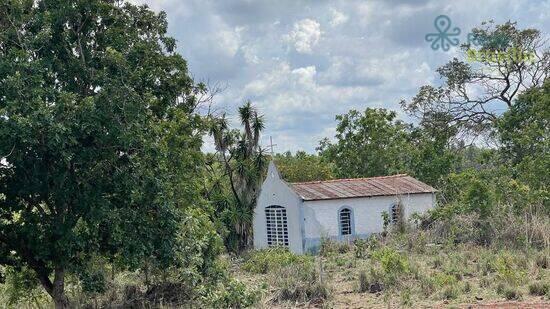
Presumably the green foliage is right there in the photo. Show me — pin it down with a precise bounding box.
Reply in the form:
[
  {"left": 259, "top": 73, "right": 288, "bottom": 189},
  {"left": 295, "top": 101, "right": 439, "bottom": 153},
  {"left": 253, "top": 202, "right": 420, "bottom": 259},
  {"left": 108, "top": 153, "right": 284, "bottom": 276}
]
[
  {"left": 498, "top": 80, "right": 550, "bottom": 205},
  {"left": 495, "top": 253, "right": 526, "bottom": 287},
  {"left": 242, "top": 248, "right": 313, "bottom": 274},
  {"left": 208, "top": 101, "right": 268, "bottom": 252},
  {"left": 0, "top": 266, "right": 45, "bottom": 305},
  {"left": 370, "top": 247, "right": 410, "bottom": 286},
  {"left": 274, "top": 151, "right": 334, "bottom": 182},
  {"left": 319, "top": 238, "right": 352, "bottom": 257},
  {"left": 318, "top": 108, "right": 411, "bottom": 178},
  {"left": 400, "top": 287, "right": 412, "bottom": 306},
  {"left": 319, "top": 108, "right": 456, "bottom": 187},
  {"left": 0, "top": 0, "right": 225, "bottom": 306},
  {"left": 353, "top": 239, "right": 368, "bottom": 258},
  {"left": 207, "top": 278, "right": 260, "bottom": 308}
]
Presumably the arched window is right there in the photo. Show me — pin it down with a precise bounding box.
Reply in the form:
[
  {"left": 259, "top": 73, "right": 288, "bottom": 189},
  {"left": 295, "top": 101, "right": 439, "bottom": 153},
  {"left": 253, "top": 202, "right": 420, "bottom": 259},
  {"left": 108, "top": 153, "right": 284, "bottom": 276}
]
[
  {"left": 391, "top": 203, "right": 401, "bottom": 224},
  {"left": 265, "top": 205, "right": 288, "bottom": 247},
  {"left": 339, "top": 207, "right": 353, "bottom": 236}
]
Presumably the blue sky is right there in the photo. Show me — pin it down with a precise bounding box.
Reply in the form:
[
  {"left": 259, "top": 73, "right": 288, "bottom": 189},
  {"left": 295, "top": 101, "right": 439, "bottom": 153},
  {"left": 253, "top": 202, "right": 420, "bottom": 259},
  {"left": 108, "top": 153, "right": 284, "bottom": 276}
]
[{"left": 131, "top": 0, "right": 549, "bottom": 153}]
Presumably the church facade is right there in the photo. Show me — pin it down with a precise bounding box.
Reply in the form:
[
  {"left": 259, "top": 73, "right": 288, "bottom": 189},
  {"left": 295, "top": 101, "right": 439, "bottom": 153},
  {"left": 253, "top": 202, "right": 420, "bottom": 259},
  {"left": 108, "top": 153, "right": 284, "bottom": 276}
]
[{"left": 253, "top": 162, "right": 437, "bottom": 254}]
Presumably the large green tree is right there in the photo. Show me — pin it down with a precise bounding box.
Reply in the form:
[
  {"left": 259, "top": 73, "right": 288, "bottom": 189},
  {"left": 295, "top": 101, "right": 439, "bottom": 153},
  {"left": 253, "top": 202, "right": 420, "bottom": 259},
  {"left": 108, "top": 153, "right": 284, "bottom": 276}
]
[
  {"left": 318, "top": 108, "right": 411, "bottom": 178},
  {"left": 498, "top": 79, "right": 549, "bottom": 200},
  {"left": 318, "top": 108, "right": 457, "bottom": 186},
  {"left": 0, "top": 1, "right": 207, "bottom": 307},
  {"left": 274, "top": 151, "right": 334, "bottom": 183}
]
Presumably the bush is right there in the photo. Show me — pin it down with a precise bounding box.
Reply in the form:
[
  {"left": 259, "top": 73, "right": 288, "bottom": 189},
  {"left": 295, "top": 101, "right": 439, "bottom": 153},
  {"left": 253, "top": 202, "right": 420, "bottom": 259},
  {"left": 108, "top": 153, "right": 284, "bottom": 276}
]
[
  {"left": 495, "top": 253, "right": 525, "bottom": 286},
  {"left": 536, "top": 253, "right": 548, "bottom": 269},
  {"left": 353, "top": 239, "right": 368, "bottom": 258},
  {"left": 242, "top": 248, "right": 313, "bottom": 274},
  {"left": 0, "top": 266, "right": 48, "bottom": 306},
  {"left": 358, "top": 271, "right": 368, "bottom": 293},
  {"left": 371, "top": 248, "right": 409, "bottom": 275},
  {"left": 441, "top": 285, "right": 460, "bottom": 300},
  {"left": 270, "top": 263, "right": 331, "bottom": 304},
  {"left": 528, "top": 281, "right": 549, "bottom": 296},
  {"left": 208, "top": 278, "right": 260, "bottom": 308},
  {"left": 503, "top": 286, "right": 522, "bottom": 300},
  {"left": 430, "top": 273, "right": 460, "bottom": 300},
  {"left": 319, "top": 238, "right": 351, "bottom": 256}
]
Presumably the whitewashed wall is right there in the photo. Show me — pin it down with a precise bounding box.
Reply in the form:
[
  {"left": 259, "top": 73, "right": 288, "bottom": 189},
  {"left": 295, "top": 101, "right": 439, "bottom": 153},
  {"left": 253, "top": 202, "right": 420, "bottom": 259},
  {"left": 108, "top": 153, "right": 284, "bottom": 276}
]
[
  {"left": 302, "top": 193, "right": 435, "bottom": 252},
  {"left": 253, "top": 162, "right": 304, "bottom": 254}
]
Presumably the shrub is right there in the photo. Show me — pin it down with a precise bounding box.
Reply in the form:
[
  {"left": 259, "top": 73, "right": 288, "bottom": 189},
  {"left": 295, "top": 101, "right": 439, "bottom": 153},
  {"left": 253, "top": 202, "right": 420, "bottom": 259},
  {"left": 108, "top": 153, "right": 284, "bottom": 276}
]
[
  {"left": 319, "top": 238, "right": 351, "bottom": 257},
  {"left": 429, "top": 273, "right": 460, "bottom": 300},
  {"left": 353, "top": 239, "right": 368, "bottom": 258},
  {"left": 208, "top": 278, "right": 260, "bottom": 308},
  {"left": 319, "top": 238, "right": 338, "bottom": 257},
  {"left": 335, "top": 257, "right": 346, "bottom": 267},
  {"left": 420, "top": 276, "right": 435, "bottom": 296},
  {"left": 406, "top": 230, "right": 428, "bottom": 253},
  {"left": 338, "top": 242, "right": 352, "bottom": 254},
  {"left": 0, "top": 266, "right": 48, "bottom": 306},
  {"left": 463, "top": 281, "right": 471, "bottom": 293},
  {"left": 479, "top": 277, "right": 491, "bottom": 288},
  {"left": 502, "top": 286, "right": 522, "bottom": 300},
  {"left": 242, "top": 248, "right": 313, "bottom": 274},
  {"left": 477, "top": 251, "right": 496, "bottom": 275},
  {"left": 270, "top": 263, "right": 331, "bottom": 304},
  {"left": 370, "top": 247, "right": 410, "bottom": 287},
  {"left": 371, "top": 248, "right": 409, "bottom": 275},
  {"left": 358, "top": 271, "right": 368, "bottom": 293},
  {"left": 495, "top": 253, "right": 525, "bottom": 286},
  {"left": 432, "top": 273, "right": 457, "bottom": 287},
  {"left": 442, "top": 285, "right": 460, "bottom": 300},
  {"left": 528, "top": 281, "right": 549, "bottom": 296},
  {"left": 536, "top": 253, "right": 548, "bottom": 269}
]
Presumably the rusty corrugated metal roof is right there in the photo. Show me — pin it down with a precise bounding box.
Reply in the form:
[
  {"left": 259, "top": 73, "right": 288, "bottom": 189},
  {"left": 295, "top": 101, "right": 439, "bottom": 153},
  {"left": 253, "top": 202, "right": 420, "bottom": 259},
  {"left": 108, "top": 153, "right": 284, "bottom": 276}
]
[{"left": 289, "top": 174, "right": 436, "bottom": 201}]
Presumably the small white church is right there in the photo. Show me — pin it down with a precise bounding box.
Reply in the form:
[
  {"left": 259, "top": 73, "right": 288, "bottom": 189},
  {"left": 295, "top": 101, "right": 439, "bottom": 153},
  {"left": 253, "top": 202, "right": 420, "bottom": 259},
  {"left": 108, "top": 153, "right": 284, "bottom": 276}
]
[{"left": 253, "top": 162, "right": 437, "bottom": 254}]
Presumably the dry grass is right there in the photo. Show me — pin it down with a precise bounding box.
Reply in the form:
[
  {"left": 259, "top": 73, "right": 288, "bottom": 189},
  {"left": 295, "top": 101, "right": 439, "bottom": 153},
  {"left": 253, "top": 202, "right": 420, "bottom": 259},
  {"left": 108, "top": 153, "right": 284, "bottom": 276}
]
[{"left": 231, "top": 241, "right": 550, "bottom": 308}]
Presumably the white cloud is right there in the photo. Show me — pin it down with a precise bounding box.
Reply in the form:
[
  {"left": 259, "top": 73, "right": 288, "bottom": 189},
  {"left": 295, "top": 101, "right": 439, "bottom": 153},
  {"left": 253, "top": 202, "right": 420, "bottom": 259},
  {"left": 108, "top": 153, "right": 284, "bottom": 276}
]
[
  {"left": 329, "top": 9, "right": 349, "bottom": 27},
  {"left": 214, "top": 29, "right": 241, "bottom": 57},
  {"left": 130, "top": 0, "right": 549, "bottom": 152},
  {"left": 284, "top": 19, "right": 322, "bottom": 54}
]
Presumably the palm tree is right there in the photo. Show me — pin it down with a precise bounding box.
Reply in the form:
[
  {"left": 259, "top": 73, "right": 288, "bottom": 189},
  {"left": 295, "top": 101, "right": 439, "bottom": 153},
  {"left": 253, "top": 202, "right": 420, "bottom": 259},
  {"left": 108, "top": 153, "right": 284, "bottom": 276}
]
[{"left": 209, "top": 101, "right": 267, "bottom": 251}]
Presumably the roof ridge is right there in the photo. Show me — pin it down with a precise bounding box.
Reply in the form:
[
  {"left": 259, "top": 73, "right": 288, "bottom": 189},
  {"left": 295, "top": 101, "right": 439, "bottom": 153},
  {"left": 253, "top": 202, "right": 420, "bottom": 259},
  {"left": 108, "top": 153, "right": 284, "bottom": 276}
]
[{"left": 291, "top": 174, "right": 409, "bottom": 185}]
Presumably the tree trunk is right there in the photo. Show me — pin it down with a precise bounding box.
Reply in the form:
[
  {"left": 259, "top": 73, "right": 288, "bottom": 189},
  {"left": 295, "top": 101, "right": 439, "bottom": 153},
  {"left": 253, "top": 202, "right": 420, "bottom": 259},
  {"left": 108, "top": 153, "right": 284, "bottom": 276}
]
[{"left": 51, "top": 267, "right": 71, "bottom": 309}]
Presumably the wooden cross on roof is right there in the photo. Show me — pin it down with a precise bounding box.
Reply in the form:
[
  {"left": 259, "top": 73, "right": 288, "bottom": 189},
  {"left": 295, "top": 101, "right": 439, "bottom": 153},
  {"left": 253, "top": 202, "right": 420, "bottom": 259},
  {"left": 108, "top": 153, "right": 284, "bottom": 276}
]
[{"left": 269, "top": 136, "right": 277, "bottom": 155}]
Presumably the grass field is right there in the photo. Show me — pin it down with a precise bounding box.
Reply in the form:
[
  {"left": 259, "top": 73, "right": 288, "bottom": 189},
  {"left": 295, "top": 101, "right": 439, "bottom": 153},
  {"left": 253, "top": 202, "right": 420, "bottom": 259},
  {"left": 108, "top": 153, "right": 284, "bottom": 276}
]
[{"left": 231, "top": 237, "right": 550, "bottom": 308}]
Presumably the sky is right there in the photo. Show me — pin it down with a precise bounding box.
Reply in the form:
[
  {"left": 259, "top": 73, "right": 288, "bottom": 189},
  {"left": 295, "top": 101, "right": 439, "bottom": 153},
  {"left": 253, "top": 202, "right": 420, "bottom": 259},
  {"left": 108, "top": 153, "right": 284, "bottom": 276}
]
[{"left": 130, "top": 0, "right": 549, "bottom": 153}]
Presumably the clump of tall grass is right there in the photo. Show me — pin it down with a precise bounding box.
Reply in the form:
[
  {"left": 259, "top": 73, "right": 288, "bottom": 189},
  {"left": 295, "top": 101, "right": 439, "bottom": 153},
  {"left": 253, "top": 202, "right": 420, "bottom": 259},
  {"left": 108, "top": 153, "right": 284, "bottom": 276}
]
[
  {"left": 269, "top": 262, "right": 331, "bottom": 304},
  {"left": 242, "top": 248, "right": 313, "bottom": 274},
  {"left": 528, "top": 281, "right": 549, "bottom": 296}
]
